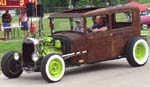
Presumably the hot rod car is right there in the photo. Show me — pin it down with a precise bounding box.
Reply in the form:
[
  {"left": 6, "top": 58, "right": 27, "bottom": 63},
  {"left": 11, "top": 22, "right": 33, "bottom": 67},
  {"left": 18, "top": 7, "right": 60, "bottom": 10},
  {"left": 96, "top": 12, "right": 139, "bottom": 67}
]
[{"left": 1, "top": 6, "right": 149, "bottom": 83}]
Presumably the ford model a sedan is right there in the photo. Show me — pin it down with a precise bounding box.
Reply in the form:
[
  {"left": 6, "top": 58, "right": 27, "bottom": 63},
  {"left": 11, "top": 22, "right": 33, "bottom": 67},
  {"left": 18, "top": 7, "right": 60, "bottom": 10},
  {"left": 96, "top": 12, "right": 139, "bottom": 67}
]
[{"left": 1, "top": 6, "right": 149, "bottom": 83}]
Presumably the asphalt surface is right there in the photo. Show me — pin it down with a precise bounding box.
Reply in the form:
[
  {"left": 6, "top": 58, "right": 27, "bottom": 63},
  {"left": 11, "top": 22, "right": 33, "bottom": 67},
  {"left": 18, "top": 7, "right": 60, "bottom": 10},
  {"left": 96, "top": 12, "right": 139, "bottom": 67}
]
[{"left": 0, "top": 58, "right": 150, "bottom": 87}]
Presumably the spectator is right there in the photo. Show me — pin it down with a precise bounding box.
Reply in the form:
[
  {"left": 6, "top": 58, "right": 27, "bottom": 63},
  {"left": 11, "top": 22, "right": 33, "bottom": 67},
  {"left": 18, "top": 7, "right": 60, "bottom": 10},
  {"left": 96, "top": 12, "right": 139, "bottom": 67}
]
[
  {"left": 30, "top": 22, "right": 37, "bottom": 38},
  {"left": 19, "top": 9, "right": 29, "bottom": 38},
  {"left": 2, "top": 10, "right": 12, "bottom": 40}
]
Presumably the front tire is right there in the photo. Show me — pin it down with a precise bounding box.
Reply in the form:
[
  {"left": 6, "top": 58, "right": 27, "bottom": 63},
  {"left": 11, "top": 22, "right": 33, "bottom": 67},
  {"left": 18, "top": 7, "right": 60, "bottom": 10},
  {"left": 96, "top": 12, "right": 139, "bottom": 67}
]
[
  {"left": 125, "top": 37, "right": 149, "bottom": 67},
  {"left": 40, "top": 54, "right": 65, "bottom": 83},
  {"left": 1, "top": 52, "right": 23, "bottom": 78}
]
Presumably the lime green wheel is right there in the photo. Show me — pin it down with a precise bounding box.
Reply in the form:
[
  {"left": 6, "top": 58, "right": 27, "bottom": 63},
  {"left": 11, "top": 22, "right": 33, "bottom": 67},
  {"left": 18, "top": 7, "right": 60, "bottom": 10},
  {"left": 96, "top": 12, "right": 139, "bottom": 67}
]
[
  {"left": 41, "top": 54, "right": 65, "bottom": 82},
  {"left": 126, "top": 37, "right": 149, "bottom": 67}
]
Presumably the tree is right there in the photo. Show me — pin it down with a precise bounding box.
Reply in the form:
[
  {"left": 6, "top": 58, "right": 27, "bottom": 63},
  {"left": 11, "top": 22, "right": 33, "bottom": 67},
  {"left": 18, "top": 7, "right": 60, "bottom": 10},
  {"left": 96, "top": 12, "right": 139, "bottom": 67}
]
[
  {"left": 42, "top": 0, "right": 69, "bottom": 7},
  {"left": 41, "top": 0, "right": 150, "bottom": 9}
]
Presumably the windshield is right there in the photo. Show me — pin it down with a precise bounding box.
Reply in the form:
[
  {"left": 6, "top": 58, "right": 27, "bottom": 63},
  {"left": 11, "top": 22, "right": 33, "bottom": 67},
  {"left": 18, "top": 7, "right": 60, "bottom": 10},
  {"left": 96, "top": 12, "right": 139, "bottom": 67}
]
[
  {"left": 53, "top": 18, "right": 70, "bottom": 31},
  {"left": 50, "top": 18, "right": 85, "bottom": 33},
  {"left": 141, "top": 10, "right": 150, "bottom": 16}
]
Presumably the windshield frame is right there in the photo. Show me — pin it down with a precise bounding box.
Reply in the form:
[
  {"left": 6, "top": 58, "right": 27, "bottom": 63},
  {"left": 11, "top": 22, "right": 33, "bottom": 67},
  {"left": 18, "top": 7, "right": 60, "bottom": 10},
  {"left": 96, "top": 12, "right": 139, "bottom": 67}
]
[{"left": 49, "top": 17, "right": 87, "bottom": 35}]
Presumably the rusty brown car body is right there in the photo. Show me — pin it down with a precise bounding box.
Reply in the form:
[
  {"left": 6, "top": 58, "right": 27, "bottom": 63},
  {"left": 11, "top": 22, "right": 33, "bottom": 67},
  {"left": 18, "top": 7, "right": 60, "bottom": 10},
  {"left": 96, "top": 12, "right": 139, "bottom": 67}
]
[{"left": 49, "top": 6, "right": 141, "bottom": 64}]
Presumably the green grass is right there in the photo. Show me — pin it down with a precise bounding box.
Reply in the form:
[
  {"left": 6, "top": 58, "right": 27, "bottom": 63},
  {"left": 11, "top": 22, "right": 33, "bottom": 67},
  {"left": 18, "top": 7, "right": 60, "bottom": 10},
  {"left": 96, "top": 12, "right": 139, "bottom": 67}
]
[{"left": 0, "top": 40, "right": 22, "bottom": 53}]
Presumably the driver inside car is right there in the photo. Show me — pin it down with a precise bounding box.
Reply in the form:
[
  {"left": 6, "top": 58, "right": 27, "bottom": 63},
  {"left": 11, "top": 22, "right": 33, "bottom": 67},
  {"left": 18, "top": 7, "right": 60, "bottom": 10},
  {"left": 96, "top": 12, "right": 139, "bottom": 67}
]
[{"left": 91, "top": 16, "right": 108, "bottom": 33}]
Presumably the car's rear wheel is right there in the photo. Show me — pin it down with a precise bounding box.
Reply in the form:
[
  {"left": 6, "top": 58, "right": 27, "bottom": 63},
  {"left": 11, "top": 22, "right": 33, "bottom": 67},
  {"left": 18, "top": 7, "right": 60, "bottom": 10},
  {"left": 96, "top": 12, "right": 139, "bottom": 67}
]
[
  {"left": 1, "top": 52, "right": 23, "bottom": 78},
  {"left": 40, "top": 54, "right": 65, "bottom": 82},
  {"left": 125, "top": 37, "right": 149, "bottom": 67},
  {"left": 142, "top": 24, "right": 149, "bottom": 30}
]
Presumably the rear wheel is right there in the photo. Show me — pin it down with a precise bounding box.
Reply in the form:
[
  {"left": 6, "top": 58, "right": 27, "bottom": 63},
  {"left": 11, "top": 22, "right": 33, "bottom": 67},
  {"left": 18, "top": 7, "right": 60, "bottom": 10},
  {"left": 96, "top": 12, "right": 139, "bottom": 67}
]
[
  {"left": 125, "top": 37, "right": 149, "bottom": 67},
  {"left": 142, "top": 24, "right": 149, "bottom": 30},
  {"left": 1, "top": 52, "right": 23, "bottom": 78},
  {"left": 40, "top": 54, "right": 65, "bottom": 82}
]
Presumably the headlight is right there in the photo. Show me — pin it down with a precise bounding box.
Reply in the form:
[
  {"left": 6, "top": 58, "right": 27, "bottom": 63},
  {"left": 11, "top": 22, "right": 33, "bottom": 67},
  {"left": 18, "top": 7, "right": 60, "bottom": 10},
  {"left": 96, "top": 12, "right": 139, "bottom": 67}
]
[
  {"left": 14, "top": 52, "right": 20, "bottom": 61},
  {"left": 32, "top": 52, "right": 39, "bottom": 62}
]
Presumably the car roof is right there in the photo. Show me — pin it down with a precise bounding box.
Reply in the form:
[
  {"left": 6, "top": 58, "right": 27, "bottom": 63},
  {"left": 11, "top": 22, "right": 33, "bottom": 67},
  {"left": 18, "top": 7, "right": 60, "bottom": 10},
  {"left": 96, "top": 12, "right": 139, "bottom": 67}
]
[
  {"left": 49, "top": 7, "right": 101, "bottom": 18},
  {"left": 49, "top": 6, "right": 139, "bottom": 18}
]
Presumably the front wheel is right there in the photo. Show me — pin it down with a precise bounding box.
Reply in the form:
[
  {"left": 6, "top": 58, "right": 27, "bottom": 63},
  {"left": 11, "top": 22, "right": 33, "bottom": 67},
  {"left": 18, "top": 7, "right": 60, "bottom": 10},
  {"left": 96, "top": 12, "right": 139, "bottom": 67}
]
[
  {"left": 125, "top": 37, "right": 149, "bottom": 67},
  {"left": 40, "top": 54, "right": 65, "bottom": 83},
  {"left": 1, "top": 52, "right": 23, "bottom": 78}
]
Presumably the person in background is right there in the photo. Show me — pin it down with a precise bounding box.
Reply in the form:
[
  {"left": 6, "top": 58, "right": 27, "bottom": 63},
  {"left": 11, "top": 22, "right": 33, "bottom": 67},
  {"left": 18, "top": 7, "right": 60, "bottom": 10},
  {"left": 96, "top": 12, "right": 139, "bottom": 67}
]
[
  {"left": 19, "top": 9, "right": 29, "bottom": 38},
  {"left": 29, "top": 0, "right": 38, "bottom": 6},
  {"left": 30, "top": 22, "right": 37, "bottom": 38},
  {"left": 73, "top": 19, "right": 84, "bottom": 32},
  {"left": 2, "top": 10, "right": 12, "bottom": 40}
]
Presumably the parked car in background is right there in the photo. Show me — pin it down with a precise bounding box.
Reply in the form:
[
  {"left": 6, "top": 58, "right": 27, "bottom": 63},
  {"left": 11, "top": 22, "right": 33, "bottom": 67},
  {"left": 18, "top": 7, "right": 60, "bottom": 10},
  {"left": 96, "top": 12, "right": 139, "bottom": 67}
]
[{"left": 140, "top": 10, "right": 150, "bottom": 29}]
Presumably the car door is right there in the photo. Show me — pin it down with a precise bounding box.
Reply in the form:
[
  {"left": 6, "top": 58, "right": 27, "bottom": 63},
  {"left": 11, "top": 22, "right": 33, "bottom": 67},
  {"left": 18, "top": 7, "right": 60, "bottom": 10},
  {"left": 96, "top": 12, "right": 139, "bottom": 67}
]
[
  {"left": 110, "top": 12, "right": 136, "bottom": 58},
  {"left": 86, "top": 31, "right": 111, "bottom": 63},
  {"left": 110, "top": 28, "right": 133, "bottom": 58}
]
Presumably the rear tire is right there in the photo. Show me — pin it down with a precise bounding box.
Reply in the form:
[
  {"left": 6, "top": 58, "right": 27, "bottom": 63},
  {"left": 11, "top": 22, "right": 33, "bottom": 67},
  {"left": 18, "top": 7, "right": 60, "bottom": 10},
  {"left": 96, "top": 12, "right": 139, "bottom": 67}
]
[
  {"left": 125, "top": 37, "right": 149, "bottom": 67},
  {"left": 40, "top": 54, "right": 65, "bottom": 83},
  {"left": 1, "top": 52, "right": 23, "bottom": 78}
]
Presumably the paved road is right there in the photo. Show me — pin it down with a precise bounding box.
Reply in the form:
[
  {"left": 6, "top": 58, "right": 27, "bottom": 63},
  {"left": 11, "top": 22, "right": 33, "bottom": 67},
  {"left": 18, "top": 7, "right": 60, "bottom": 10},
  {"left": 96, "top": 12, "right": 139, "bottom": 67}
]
[{"left": 0, "top": 58, "right": 150, "bottom": 87}]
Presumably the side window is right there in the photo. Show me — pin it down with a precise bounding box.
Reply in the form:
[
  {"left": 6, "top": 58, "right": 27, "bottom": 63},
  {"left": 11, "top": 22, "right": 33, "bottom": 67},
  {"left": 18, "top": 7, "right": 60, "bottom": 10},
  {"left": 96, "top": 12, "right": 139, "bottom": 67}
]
[
  {"left": 86, "top": 15, "right": 110, "bottom": 30},
  {"left": 112, "top": 12, "right": 133, "bottom": 29},
  {"left": 116, "top": 12, "right": 132, "bottom": 23},
  {"left": 86, "top": 17, "right": 94, "bottom": 28}
]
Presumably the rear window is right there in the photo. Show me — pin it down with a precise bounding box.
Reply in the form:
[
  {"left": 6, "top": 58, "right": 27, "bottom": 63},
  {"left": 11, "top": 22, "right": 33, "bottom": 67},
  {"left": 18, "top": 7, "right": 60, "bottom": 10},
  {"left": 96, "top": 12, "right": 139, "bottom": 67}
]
[
  {"left": 112, "top": 12, "right": 133, "bottom": 29},
  {"left": 115, "top": 12, "right": 132, "bottom": 23}
]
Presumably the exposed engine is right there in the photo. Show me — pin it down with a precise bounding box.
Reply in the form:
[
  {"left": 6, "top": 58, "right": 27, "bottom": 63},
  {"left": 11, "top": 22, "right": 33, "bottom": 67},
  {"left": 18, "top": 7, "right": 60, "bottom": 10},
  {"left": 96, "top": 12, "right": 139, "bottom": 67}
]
[
  {"left": 22, "top": 37, "right": 62, "bottom": 69},
  {"left": 39, "top": 37, "right": 62, "bottom": 58}
]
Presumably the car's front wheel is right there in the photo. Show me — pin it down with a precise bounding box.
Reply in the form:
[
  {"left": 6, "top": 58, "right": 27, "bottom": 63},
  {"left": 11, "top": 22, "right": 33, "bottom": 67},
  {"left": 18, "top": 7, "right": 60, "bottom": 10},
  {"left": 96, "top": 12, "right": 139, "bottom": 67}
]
[
  {"left": 40, "top": 54, "right": 65, "bottom": 83},
  {"left": 142, "top": 24, "right": 149, "bottom": 30},
  {"left": 125, "top": 37, "right": 149, "bottom": 67},
  {"left": 1, "top": 52, "right": 23, "bottom": 78}
]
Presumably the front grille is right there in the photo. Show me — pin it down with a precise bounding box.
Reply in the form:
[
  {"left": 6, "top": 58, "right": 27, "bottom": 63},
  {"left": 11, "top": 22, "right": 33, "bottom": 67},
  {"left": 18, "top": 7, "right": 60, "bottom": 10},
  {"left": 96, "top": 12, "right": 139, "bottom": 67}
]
[{"left": 22, "top": 43, "right": 34, "bottom": 66}]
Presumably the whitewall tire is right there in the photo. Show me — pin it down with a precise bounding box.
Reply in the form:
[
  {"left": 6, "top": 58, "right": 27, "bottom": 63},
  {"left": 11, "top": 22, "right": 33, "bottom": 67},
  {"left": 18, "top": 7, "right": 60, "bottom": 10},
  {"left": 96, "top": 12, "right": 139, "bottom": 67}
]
[
  {"left": 40, "top": 54, "right": 65, "bottom": 82},
  {"left": 126, "top": 37, "right": 149, "bottom": 67}
]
